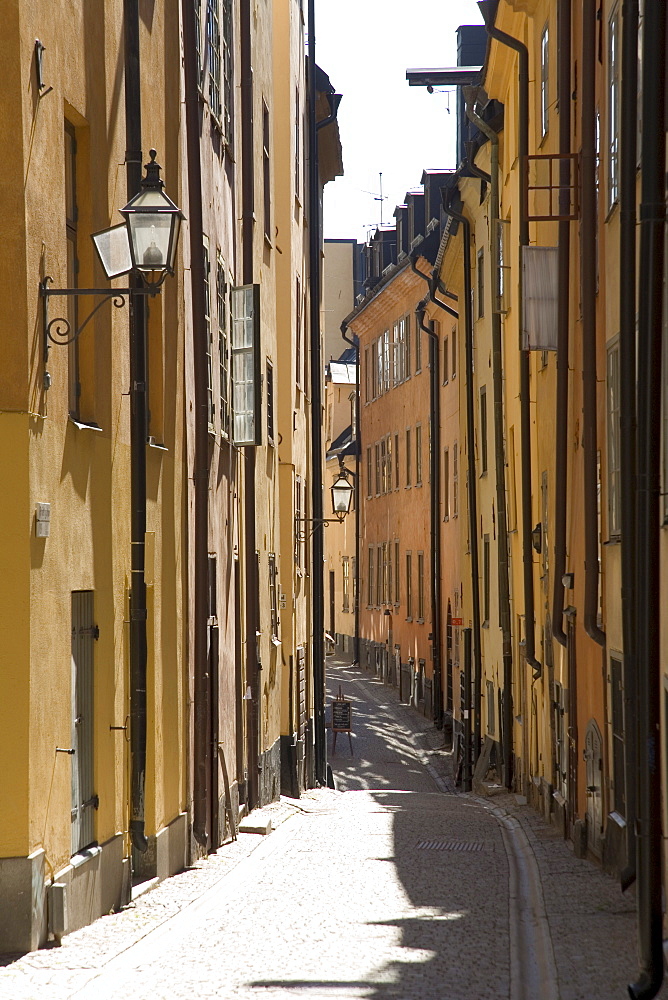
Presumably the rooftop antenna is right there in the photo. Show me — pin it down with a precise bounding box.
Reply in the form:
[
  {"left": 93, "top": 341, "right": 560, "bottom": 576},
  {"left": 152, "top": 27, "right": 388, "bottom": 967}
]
[
  {"left": 377, "top": 172, "right": 386, "bottom": 225},
  {"left": 361, "top": 172, "right": 388, "bottom": 227}
]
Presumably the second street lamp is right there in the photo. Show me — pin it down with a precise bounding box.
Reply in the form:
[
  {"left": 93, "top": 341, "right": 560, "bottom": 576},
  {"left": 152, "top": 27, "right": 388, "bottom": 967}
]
[
  {"left": 297, "top": 467, "right": 355, "bottom": 540},
  {"left": 331, "top": 472, "right": 354, "bottom": 521}
]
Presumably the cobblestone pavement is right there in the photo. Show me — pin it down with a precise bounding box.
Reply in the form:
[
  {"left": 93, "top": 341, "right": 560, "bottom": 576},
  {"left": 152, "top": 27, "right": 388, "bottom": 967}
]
[{"left": 0, "top": 655, "right": 664, "bottom": 999}]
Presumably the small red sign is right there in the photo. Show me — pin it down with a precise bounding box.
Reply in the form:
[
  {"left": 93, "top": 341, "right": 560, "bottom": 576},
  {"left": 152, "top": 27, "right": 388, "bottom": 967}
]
[{"left": 451, "top": 618, "right": 463, "bottom": 627}]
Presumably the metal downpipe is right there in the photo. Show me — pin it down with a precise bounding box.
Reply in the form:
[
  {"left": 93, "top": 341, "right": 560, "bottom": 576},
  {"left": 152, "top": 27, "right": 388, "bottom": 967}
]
[
  {"left": 581, "top": 0, "right": 605, "bottom": 649},
  {"left": 442, "top": 201, "right": 483, "bottom": 763},
  {"left": 618, "top": 0, "right": 639, "bottom": 892},
  {"left": 124, "top": 0, "right": 148, "bottom": 855},
  {"left": 408, "top": 252, "right": 459, "bottom": 320},
  {"left": 240, "top": 0, "right": 260, "bottom": 812},
  {"left": 308, "top": 0, "right": 326, "bottom": 786},
  {"left": 552, "top": 0, "right": 571, "bottom": 650},
  {"left": 341, "top": 323, "right": 361, "bottom": 667},
  {"left": 182, "top": 0, "right": 211, "bottom": 849},
  {"left": 628, "top": 2, "right": 666, "bottom": 995},
  {"left": 479, "top": 1, "right": 541, "bottom": 677},
  {"left": 462, "top": 628, "right": 473, "bottom": 791},
  {"left": 464, "top": 91, "right": 513, "bottom": 790},
  {"left": 416, "top": 298, "right": 443, "bottom": 726},
  {"left": 411, "top": 253, "right": 458, "bottom": 730}
]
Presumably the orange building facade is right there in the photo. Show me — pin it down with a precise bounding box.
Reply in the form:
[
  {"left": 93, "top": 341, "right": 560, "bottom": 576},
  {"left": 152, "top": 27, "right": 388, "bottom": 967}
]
[{"left": 347, "top": 247, "right": 437, "bottom": 714}]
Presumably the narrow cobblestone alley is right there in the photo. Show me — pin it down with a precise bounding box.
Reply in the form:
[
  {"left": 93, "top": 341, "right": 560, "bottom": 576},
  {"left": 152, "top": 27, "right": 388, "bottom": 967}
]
[{"left": 0, "top": 656, "right": 662, "bottom": 1000}]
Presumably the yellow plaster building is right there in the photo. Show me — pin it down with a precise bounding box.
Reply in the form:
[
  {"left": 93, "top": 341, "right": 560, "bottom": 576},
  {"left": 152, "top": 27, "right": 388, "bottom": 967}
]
[{"left": 0, "top": 0, "right": 187, "bottom": 951}]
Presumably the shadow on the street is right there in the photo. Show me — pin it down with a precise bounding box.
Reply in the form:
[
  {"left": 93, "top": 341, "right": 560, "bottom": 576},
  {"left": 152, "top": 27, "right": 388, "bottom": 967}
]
[
  {"left": 325, "top": 661, "right": 434, "bottom": 794},
  {"left": 266, "top": 660, "right": 508, "bottom": 999}
]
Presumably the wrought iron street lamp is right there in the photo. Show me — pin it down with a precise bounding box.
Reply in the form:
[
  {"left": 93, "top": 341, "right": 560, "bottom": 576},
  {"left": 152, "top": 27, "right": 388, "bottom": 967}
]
[
  {"left": 330, "top": 470, "right": 354, "bottom": 521},
  {"left": 41, "top": 150, "right": 183, "bottom": 366},
  {"left": 296, "top": 465, "right": 355, "bottom": 539}
]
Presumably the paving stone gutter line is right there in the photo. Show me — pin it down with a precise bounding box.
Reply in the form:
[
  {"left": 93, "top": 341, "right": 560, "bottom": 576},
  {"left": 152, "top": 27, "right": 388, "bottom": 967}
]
[
  {"left": 480, "top": 798, "right": 560, "bottom": 1000},
  {"left": 334, "top": 657, "right": 561, "bottom": 999}
]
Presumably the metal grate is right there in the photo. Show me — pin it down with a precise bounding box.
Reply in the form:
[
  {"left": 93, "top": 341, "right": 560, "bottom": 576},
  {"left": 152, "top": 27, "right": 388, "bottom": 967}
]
[{"left": 417, "top": 839, "right": 487, "bottom": 853}]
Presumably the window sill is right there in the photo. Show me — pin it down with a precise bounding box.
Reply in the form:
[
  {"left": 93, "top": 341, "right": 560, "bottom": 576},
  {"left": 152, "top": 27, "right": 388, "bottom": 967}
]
[
  {"left": 604, "top": 535, "right": 621, "bottom": 545},
  {"left": 69, "top": 417, "right": 102, "bottom": 432},
  {"left": 264, "top": 234, "right": 273, "bottom": 250},
  {"left": 405, "top": 616, "right": 413, "bottom": 623},
  {"left": 416, "top": 618, "right": 424, "bottom": 625},
  {"left": 415, "top": 481, "right": 422, "bottom": 488},
  {"left": 147, "top": 439, "right": 168, "bottom": 451},
  {"left": 605, "top": 199, "right": 620, "bottom": 224},
  {"left": 71, "top": 844, "right": 102, "bottom": 868}
]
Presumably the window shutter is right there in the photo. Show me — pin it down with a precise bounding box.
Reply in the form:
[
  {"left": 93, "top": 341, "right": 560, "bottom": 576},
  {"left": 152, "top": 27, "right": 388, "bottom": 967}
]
[{"left": 231, "top": 284, "right": 261, "bottom": 445}]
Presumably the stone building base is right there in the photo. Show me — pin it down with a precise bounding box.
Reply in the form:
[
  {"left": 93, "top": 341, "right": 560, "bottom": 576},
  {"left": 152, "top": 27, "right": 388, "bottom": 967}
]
[
  {"left": 258, "top": 737, "right": 282, "bottom": 806},
  {"left": 0, "top": 848, "right": 47, "bottom": 954},
  {"left": 280, "top": 719, "right": 315, "bottom": 799},
  {"left": 0, "top": 830, "right": 132, "bottom": 955},
  {"left": 133, "top": 811, "right": 189, "bottom": 885}
]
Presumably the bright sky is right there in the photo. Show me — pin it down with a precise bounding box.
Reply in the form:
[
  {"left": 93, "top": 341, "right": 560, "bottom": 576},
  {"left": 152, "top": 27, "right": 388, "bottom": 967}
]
[{"left": 315, "top": 0, "right": 484, "bottom": 243}]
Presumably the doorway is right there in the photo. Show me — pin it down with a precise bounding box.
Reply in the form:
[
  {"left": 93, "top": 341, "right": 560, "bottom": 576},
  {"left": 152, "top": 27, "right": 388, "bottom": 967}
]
[
  {"left": 329, "top": 571, "right": 335, "bottom": 638},
  {"left": 585, "top": 719, "right": 603, "bottom": 857},
  {"left": 566, "top": 613, "right": 578, "bottom": 834},
  {"left": 71, "top": 591, "right": 95, "bottom": 856}
]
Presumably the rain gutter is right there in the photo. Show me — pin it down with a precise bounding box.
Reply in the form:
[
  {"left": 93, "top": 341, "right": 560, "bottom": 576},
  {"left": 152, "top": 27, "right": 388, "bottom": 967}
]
[
  {"left": 479, "top": 0, "right": 541, "bottom": 679},
  {"left": 551, "top": 0, "right": 571, "bottom": 650},
  {"left": 618, "top": 0, "right": 639, "bottom": 892},
  {"left": 340, "top": 323, "right": 361, "bottom": 667},
  {"left": 628, "top": 2, "right": 666, "bottom": 996},
  {"left": 440, "top": 197, "right": 483, "bottom": 763},
  {"left": 464, "top": 89, "right": 513, "bottom": 790},
  {"left": 124, "top": 0, "right": 149, "bottom": 855},
  {"left": 581, "top": 0, "right": 605, "bottom": 648}
]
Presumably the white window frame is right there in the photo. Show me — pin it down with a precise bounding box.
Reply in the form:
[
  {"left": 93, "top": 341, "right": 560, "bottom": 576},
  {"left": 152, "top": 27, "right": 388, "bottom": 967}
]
[
  {"left": 540, "top": 23, "right": 549, "bottom": 139},
  {"left": 608, "top": 6, "right": 620, "bottom": 209},
  {"left": 607, "top": 339, "right": 621, "bottom": 537},
  {"left": 231, "top": 283, "right": 261, "bottom": 445}
]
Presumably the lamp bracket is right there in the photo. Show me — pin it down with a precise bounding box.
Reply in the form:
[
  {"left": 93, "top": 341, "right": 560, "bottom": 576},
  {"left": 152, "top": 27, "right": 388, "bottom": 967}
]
[
  {"left": 295, "top": 516, "right": 344, "bottom": 541},
  {"left": 40, "top": 276, "right": 152, "bottom": 365}
]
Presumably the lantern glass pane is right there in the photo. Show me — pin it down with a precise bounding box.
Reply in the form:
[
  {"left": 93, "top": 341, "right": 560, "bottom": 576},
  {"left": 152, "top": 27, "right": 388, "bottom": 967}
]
[
  {"left": 126, "top": 188, "right": 172, "bottom": 209},
  {"left": 128, "top": 213, "right": 172, "bottom": 272},
  {"left": 331, "top": 478, "right": 353, "bottom": 513},
  {"left": 91, "top": 223, "right": 132, "bottom": 278},
  {"left": 167, "top": 213, "right": 182, "bottom": 271}
]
